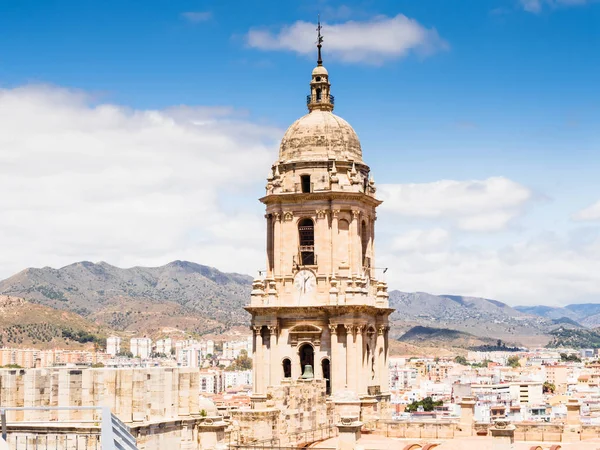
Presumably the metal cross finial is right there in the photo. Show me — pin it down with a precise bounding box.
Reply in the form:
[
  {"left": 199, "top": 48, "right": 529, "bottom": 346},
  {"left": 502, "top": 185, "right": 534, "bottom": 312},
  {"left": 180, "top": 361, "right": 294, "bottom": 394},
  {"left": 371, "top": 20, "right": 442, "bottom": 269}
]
[{"left": 316, "top": 15, "right": 323, "bottom": 66}]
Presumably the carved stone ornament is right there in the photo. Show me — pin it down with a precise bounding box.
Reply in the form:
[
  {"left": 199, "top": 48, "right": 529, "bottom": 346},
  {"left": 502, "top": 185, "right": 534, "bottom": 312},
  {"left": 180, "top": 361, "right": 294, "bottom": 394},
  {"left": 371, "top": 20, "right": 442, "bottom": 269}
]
[
  {"left": 252, "top": 325, "right": 262, "bottom": 335},
  {"left": 332, "top": 209, "right": 340, "bottom": 218},
  {"left": 273, "top": 212, "right": 282, "bottom": 222},
  {"left": 352, "top": 210, "right": 360, "bottom": 219},
  {"left": 268, "top": 326, "right": 278, "bottom": 335},
  {"left": 345, "top": 325, "right": 355, "bottom": 335},
  {"left": 377, "top": 325, "right": 385, "bottom": 336},
  {"left": 328, "top": 324, "right": 338, "bottom": 335},
  {"left": 316, "top": 209, "right": 327, "bottom": 220},
  {"left": 283, "top": 211, "right": 294, "bottom": 222}
]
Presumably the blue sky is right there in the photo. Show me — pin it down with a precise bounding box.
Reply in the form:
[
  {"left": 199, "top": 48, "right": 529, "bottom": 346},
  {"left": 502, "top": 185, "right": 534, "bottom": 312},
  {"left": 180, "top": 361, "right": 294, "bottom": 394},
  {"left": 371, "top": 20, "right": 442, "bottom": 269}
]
[{"left": 0, "top": 0, "right": 599, "bottom": 306}]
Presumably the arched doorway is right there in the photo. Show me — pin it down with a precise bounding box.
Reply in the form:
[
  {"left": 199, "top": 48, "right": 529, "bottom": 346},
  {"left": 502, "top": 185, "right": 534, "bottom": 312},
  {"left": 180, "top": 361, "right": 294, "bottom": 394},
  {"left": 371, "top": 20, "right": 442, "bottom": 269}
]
[
  {"left": 299, "top": 343, "right": 314, "bottom": 378},
  {"left": 282, "top": 358, "right": 292, "bottom": 379},
  {"left": 321, "top": 358, "right": 331, "bottom": 395}
]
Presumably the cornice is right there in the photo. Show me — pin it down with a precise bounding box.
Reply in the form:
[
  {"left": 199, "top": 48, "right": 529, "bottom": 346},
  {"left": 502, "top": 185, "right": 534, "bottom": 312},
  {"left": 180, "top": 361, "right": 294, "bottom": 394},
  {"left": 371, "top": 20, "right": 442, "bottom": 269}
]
[
  {"left": 260, "top": 191, "right": 382, "bottom": 207},
  {"left": 245, "top": 305, "right": 394, "bottom": 317}
]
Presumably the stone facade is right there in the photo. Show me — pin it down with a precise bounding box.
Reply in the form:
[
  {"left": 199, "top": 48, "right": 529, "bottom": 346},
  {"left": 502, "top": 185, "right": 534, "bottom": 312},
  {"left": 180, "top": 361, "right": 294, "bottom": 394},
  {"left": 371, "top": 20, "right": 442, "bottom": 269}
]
[{"left": 247, "top": 41, "right": 393, "bottom": 424}]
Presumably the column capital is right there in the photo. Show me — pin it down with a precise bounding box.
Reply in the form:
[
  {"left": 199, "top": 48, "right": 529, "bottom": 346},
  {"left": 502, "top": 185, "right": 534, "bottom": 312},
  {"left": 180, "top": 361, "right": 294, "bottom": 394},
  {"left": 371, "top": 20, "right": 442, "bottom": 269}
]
[
  {"left": 316, "top": 209, "right": 328, "bottom": 220},
  {"left": 352, "top": 209, "right": 361, "bottom": 219},
  {"left": 377, "top": 325, "right": 386, "bottom": 335},
  {"left": 252, "top": 325, "right": 262, "bottom": 334},
  {"left": 272, "top": 212, "right": 282, "bottom": 221},
  {"left": 332, "top": 209, "right": 340, "bottom": 218},
  {"left": 345, "top": 324, "right": 355, "bottom": 335},
  {"left": 356, "top": 325, "right": 365, "bottom": 334},
  {"left": 328, "top": 324, "right": 338, "bottom": 335},
  {"left": 268, "top": 326, "right": 278, "bottom": 335}
]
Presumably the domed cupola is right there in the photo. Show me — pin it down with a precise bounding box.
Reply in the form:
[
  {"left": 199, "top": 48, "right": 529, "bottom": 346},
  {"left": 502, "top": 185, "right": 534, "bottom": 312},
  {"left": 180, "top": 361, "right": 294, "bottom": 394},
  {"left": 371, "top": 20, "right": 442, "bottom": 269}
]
[
  {"left": 307, "top": 22, "right": 333, "bottom": 113},
  {"left": 277, "top": 19, "right": 364, "bottom": 164}
]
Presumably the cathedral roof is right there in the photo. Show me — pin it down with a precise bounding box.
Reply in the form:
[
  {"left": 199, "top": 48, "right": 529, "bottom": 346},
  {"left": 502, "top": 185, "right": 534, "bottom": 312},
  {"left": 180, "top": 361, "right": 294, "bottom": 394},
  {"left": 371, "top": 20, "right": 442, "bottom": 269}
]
[{"left": 278, "top": 109, "right": 363, "bottom": 163}]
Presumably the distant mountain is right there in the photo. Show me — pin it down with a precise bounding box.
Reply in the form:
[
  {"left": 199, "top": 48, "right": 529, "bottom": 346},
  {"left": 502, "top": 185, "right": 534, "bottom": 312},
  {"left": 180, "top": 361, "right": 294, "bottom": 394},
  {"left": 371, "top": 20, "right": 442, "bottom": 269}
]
[
  {"left": 398, "top": 326, "right": 495, "bottom": 348},
  {"left": 388, "top": 291, "right": 567, "bottom": 347},
  {"left": 515, "top": 303, "right": 600, "bottom": 328},
  {"left": 0, "top": 295, "right": 108, "bottom": 349},
  {"left": 0, "top": 260, "right": 591, "bottom": 348},
  {"left": 0, "top": 261, "right": 252, "bottom": 337}
]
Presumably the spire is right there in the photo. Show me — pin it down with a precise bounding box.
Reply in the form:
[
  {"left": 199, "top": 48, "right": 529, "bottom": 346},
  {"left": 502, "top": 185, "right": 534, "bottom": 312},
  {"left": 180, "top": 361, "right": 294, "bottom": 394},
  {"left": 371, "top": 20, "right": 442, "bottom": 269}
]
[
  {"left": 316, "top": 15, "right": 323, "bottom": 66},
  {"left": 307, "top": 16, "right": 334, "bottom": 112}
]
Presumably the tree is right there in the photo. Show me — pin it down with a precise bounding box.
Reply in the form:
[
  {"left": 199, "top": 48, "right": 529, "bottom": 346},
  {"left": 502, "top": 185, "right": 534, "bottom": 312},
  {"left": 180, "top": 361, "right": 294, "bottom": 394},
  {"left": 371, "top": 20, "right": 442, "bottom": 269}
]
[
  {"left": 225, "top": 349, "right": 253, "bottom": 371},
  {"left": 454, "top": 355, "right": 468, "bottom": 366},
  {"left": 507, "top": 355, "right": 520, "bottom": 368},
  {"left": 405, "top": 397, "right": 443, "bottom": 412},
  {"left": 543, "top": 381, "right": 556, "bottom": 394}
]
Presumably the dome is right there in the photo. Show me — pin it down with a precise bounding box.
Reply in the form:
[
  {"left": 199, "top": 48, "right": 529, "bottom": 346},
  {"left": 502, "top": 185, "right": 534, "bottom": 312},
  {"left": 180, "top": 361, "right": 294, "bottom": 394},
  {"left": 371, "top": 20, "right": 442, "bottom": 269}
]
[
  {"left": 312, "top": 65, "right": 328, "bottom": 76},
  {"left": 198, "top": 396, "right": 218, "bottom": 416},
  {"left": 279, "top": 110, "right": 363, "bottom": 163}
]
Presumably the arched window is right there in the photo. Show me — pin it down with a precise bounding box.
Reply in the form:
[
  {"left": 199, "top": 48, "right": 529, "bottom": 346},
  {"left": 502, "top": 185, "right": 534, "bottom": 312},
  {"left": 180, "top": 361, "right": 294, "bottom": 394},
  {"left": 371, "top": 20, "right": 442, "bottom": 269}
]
[
  {"left": 322, "top": 358, "right": 331, "bottom": 395},
  {"left": 282, "top": 358, "right": 292, "bottom": 378},
  {"left": 316, "top": 88, "right": 322, "bottom": 102},
  {"left": 300, "top": 175, "right": 311, "bottom": 193},
  {"left": 299, "top": 343, "right": 314, "bottom": 378},
  {"left": 298, "top": 218, "right": 315, "bottom": 266}
]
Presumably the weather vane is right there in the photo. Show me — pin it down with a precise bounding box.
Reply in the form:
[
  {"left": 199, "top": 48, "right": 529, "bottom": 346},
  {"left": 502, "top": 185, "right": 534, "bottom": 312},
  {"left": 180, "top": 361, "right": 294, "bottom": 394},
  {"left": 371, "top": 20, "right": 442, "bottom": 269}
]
[{"left": 316, "top": 15, "right": 323, "bottom": 66}]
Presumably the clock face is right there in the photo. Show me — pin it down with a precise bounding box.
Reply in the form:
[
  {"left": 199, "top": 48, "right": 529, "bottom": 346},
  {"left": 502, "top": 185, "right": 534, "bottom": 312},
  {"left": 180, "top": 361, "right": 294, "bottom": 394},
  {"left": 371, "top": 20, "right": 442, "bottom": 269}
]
[{"left": 294, "top": 270, "right": 316, "bottom": 294}]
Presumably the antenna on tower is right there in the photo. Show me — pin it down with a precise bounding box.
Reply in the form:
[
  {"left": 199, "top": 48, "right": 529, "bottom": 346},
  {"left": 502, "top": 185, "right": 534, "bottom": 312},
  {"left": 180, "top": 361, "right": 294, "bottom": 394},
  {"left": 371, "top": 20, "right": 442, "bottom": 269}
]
[{"left": 316, "top": 15, "right": 323, "bottom": 66}]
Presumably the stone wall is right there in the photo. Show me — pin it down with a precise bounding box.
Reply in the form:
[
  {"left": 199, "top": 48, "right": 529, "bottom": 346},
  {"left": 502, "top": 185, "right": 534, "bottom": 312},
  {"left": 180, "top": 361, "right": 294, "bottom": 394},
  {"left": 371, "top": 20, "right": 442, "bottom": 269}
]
[{"left": 0, "top": 367, "right": 225, "bottom": 450}]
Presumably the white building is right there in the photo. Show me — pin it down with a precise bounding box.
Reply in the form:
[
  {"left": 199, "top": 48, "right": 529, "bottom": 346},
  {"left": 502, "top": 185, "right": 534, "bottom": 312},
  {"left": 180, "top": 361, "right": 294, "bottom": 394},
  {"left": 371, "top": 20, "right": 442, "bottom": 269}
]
[
  {"left": 106, "top": 336, "right": 121, "bottom": 357},
  {"left": 223, "top": 337, "right": 252, "bottom": 359},
  {"left": 130, "top": 337, "right": 152, "bottom": 359},
  {"left": 224, "top": 370, "right": 252, "bottom": 389},
  {"left": 199, "top": 370, "right": 222, "bottom": 394},
  {"left": 155, "top": 338, "right": 172, "bottom": 356},
  {"left": 390, "top": 366, "right": 417, "bottom": 390}
]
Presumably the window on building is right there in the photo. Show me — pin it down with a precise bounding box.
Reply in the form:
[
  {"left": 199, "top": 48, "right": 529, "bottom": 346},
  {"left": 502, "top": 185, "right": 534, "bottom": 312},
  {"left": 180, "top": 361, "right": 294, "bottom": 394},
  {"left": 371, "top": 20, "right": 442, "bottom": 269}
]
[
  {"left": 298, "top": 218, "right": 315, "bottom": 265},
  {"left": 361, "top": 220, "right": 369, "bottom": 268},
  {"left": 322, "top": 358, "right": 331, "bottom": 395},
  {"left": 316, "top": 88, "right": 322, "bottom": 102},
  {"left": 301, "top": 175, "right": 311, "bottom": 193},
  {"left": 299, "top": 344, "right": 314, "bottom": 378},
  {"left": 283, "top": 358, "right": 292, "bottom": 378}
]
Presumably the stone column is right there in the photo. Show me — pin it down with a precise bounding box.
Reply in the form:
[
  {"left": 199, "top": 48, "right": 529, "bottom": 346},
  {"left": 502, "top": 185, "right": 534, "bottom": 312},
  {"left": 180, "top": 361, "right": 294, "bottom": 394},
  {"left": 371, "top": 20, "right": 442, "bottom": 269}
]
[
  {"left": 329, "top": 324, "right": 339, "bottom": 393},
  {"left": 345, "top": 325, "right": 356, "bottom": 392},
  {"left": 252, "top": 326, "right": 262, "bottom": 394},
  {"left": 489, "top": 420, "right": 515, "bottom": 450},
  {"left": 331, "top": 209, "right": 340, "bottom": 276},
  {"left": 315, "top": 210, "right": 328, "bottom": 276},
  {"left": 377, "top": 326, "right": 386, "bottom": 394},
  {"left": 355, "top": 326, "right": 365, "bottom": 396},
  {"left": 266, "top": 214, "right": 273, "bottom": 277},
  {"left": 457, "top": 396, "right": 476, "bottom": 437},
  {"left": 336, "top": 417, "right": 363, "bottom": 450},
  {"left": 269, "top": 326, "right": 278, "bottom": 387},
  {"left": 273, "top": 212, "right": 281, "bottom": 277},
  {"left": 382, "top": 327, "right": 390, "bottom": 393},
  {"left": 350, "top": 210, "right": 360, "bottom": 275}
]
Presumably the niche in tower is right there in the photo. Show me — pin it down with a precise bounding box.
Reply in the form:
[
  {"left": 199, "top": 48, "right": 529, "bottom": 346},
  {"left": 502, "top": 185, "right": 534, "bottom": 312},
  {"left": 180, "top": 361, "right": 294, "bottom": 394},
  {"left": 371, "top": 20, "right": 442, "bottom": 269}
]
[
  {"left": 282, "top": 358, "right": 292, "bottom": 379},
  {"left": 298, "top": 218, "right": 315, "bottom": 265},
  {"left": 322, "top": 358, "right": 331, "bottom": 395},
  {"left": 299, "top": 343, "right": 314, "bottom": 378}
]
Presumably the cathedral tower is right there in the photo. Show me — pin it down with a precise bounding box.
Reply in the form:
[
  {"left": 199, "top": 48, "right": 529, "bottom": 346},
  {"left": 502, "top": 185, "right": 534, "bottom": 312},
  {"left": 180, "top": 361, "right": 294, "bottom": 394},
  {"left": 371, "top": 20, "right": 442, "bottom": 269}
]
[{"left": 247, "top": 23, "right": 392, "bottom": 410}]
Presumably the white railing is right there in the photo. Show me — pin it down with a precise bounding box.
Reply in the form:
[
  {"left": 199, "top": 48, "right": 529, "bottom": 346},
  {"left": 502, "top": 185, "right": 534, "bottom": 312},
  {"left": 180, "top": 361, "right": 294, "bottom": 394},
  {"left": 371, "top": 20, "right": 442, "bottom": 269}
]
[{"left": 0, "top": 406, "right": 138, "bottom": 450}]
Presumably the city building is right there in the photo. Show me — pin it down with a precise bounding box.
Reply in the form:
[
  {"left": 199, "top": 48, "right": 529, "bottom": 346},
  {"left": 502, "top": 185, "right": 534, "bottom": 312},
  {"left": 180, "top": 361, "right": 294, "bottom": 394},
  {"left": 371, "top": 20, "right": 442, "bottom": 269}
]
[
  {"left": 155, "top": 338, "right": 172, "bottom": 356},
  {"left": 129, "top": 337, "right": 152, "bottom": 359},
  {"left": 106, "top": 336, "right": 121, "bottom": 356}
]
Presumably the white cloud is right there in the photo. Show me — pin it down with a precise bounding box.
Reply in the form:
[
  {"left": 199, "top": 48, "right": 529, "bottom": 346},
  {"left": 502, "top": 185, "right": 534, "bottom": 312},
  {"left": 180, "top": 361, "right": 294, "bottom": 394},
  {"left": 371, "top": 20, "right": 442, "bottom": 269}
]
[
  {"left": 378, "top": 177, "right": 533, "bottom": 231},
  {"left": 520, "top": 0, "right": 591, "bottom": 13},
  {"left": 381, "top": 229, "right": 600, "bottom": 306},
  {"left": 573, "top": 200, "right": 600, "bottom": 221},
  {"left": 245, "top": 15, "right": 448, "bottom": 64},
  {"left": 181, "top": 11, "right": 212, "bottom": 23},
  {"left": 392, "top": 228, "right": 450, "bottom": 253},
  {"left": 0, "top": 84, "right": 279, "bottom": 278}
]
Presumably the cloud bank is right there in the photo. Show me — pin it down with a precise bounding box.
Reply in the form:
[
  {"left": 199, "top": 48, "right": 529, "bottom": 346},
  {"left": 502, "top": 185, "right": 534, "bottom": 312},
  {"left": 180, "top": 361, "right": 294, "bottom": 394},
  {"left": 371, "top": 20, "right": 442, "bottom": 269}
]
[
  {"left": 246, "top": 15, "right": 448, "bottom": 64},
  {"left": 520, "top": 0, "right": 591, "bottom": 13},
  {"left": 0, "top": 85, "right": 278, "bottom": 278}
]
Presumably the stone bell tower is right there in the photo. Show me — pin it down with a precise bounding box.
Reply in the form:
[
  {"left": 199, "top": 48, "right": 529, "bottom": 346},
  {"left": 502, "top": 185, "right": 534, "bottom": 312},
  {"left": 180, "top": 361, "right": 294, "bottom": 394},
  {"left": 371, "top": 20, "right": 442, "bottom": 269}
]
[{"left": 246, "top": 22, "right": 393, "bottom": 414}]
